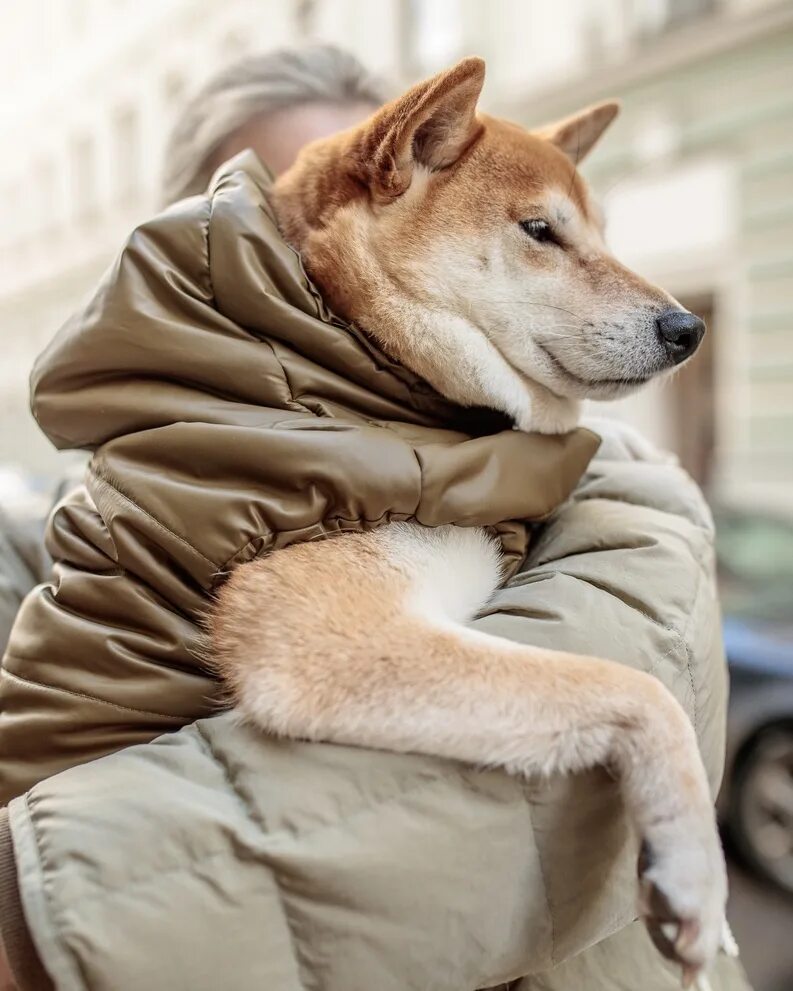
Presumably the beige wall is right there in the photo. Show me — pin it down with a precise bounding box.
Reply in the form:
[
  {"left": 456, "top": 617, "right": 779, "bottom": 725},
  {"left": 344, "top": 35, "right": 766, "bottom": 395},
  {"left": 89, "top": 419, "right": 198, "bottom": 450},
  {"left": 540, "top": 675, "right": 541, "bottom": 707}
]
[{"left": 499, "top": 3, "right": 793, "bottom": 515}]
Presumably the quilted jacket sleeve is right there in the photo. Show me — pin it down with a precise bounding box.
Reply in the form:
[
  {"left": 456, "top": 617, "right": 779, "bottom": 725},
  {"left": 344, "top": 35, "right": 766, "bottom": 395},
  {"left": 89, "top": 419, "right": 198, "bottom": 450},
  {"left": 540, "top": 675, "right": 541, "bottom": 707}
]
[
  {"left": 2, "top": 442, "right": 748, "bottom": 991},
  {"left": 469, "top": 422, "right": 730, "bottom": 969},
  {"left": 475, "top": 422, "right": 728, "bottom": 794},
  {"left": 0, "top": 171, "right": 595, "bottom": 805}
]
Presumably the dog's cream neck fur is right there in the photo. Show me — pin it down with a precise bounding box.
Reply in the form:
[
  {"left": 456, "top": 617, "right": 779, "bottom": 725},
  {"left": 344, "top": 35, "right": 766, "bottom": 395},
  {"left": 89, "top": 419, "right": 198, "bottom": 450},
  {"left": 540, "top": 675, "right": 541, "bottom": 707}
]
[{"left": 272, "top": 57, "right": 684, "bottom": 434}]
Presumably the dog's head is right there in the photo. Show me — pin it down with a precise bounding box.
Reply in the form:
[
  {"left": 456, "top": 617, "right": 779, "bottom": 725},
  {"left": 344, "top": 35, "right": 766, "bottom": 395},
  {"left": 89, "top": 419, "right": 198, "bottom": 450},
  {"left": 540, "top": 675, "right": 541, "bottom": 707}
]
[{"left": 273, "top": 57, "right": 704, "bottom": 430}]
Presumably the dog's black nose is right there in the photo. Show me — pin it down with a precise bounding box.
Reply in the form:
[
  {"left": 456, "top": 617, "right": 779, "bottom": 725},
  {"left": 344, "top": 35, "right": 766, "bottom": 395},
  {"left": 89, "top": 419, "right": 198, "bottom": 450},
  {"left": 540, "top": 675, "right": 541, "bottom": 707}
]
[{"left": 656, "top": 309, "right": 705, "bottom": 364}]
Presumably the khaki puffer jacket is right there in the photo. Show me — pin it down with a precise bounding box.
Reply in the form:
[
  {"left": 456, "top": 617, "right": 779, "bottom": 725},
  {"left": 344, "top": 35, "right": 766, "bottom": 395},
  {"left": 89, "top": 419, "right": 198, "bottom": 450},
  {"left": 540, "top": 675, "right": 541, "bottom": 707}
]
[
  {"left": 0, "top": 152, "right": 751, "bottom": 990},
  {"left": 0, "top": 152, "right": 595, "bottom": 804},
  {"left": 3, "top": 429, "right": 750, "bottom": 991}
]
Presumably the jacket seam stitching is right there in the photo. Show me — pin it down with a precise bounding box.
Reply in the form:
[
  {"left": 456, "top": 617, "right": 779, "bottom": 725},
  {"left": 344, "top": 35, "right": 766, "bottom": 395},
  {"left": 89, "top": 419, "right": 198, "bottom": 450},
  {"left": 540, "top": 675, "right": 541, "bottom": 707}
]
[
  {"left": 264, "top": 339, "right": 312, "bottom": 414},
  {"left": 573, "top": 488, "right": 711, "bottom": 535},
  {"left": 25, "top": 837, "right": 321, "bottom": 991},
  {"left": 213, "top": 510, "right": 414, "bottom": 579},
  {"left": 90, "top": 469, "right": 217, "bottom": 572},
  {"left": 207, "top": 187, "right": 305, "bottom": 415},
  {"left": 0, "top": 668, "right": 188, "bottom": 721},
  {"left": 530, "top": 568, "right": 703, "bottom": 650},
  {"left": 213, "top": 445, "right": 424, "bottom": 578},
  {"left": 263, "top": 870, "right": 314, "bottom": 991},
  {"left": 31, "top": 768, "right": 468, "bottom": 914},
  {"left": 193, "top": 721, "right": 269, "bottom": 831},
  {"left": 503, "top": 566, "right": 703, "bottom": 706},
  {"left": 678, "top": 552, "right": 710, "bottom": 739},
  {"left": 530, "top": 804, "right": 556, "bottom": 967},
  {"left": 84, "top": 193, "right": 217, "bottom": 584},
  {"left": 19, "top": 793, "right": 90, "bottom": 991},
  {"left": 203, "top": 184, "right": 215, "bottom": 301},
  {"left": 192, "top": 723, "right": 316, "bottom": 991},
  {"left": 553, "top": 557, "right": 708, "bottom": 729}
]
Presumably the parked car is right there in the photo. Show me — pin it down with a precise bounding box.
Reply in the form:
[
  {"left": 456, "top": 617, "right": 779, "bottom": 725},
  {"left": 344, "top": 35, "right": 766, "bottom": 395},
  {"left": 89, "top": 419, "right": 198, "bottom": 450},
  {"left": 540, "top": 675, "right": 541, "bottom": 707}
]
[
  {"left": 721, "top": 618, "right": 793, "bottom": 894},
  {"left": 716, "top": 509, "right": 793, "bottom": 896}
]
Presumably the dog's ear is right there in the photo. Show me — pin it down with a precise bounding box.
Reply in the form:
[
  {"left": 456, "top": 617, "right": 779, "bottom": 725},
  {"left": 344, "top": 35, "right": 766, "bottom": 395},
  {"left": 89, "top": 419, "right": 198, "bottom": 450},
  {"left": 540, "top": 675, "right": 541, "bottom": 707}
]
[
  {"left": 538, "top": 101, "right": 620, "bottom": 164},
  {"left": 355, "top": 57, "right": 485, "bottom": 202}
]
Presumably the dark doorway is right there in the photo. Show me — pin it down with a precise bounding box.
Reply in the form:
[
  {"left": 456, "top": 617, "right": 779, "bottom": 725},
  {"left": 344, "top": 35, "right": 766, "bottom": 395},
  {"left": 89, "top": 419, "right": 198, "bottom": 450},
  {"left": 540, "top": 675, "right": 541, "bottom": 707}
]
[{"left": 672, "top": 293, "right": 716, "bottom": 489}]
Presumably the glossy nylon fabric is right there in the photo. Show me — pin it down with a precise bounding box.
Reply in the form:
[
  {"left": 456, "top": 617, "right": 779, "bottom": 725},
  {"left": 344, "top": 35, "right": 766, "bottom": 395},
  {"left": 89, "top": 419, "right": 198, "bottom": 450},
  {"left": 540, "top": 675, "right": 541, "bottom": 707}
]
[
  {"left": 7, "top": 436, "right": 751, "bottom": 990},
  {"left": 0, "top": 151, "right": 597, "bottom": 803}
]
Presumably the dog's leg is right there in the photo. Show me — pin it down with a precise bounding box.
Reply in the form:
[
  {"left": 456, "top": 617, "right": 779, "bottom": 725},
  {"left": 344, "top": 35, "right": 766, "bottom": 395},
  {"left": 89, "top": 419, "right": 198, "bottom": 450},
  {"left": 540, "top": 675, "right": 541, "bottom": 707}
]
[{"left": 212, "top": 522, "right": 725, "bottom": 980}]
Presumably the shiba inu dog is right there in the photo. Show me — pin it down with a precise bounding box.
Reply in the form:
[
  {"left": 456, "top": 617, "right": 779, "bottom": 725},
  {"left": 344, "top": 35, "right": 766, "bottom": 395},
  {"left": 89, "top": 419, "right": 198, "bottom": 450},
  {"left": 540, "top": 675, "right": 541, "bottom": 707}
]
[{"left": 212, "top": 57, "right": 723, "bottom": 984}]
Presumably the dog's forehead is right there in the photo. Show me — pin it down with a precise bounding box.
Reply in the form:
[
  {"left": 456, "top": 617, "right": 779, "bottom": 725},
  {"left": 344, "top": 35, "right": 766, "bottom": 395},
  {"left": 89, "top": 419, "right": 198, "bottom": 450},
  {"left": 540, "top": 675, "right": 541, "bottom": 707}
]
[
  {"left": 474, "top": 117, "right": 595, "bottom": 219},
  {"left": 541, "top": 187, "right": 601, "bottom": 235},
  {"left": 537, "top": 187, "right": 577, "bottom": 224}
]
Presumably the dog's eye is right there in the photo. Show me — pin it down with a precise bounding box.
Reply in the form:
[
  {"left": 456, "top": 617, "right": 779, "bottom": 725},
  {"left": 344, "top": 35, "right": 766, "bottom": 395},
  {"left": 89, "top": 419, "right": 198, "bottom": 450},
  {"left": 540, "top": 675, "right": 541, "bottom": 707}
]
[{"left": 519, "top": 219, "right": 557, "bottom": 244}]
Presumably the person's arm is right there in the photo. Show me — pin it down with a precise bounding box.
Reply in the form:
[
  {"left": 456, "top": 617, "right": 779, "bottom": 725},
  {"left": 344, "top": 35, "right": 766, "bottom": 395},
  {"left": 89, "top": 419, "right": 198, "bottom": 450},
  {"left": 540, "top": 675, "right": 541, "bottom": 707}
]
[
  {"left": 0, "top": 925, "right": 16, "bottom": 991},
  {"left": 466, "top": 427, "right": 729, "bottom": 970},
  {"left": 0, "top": 439, "right": 737, "bottom": 991},
  {"left": 0, "top": 810, "right": 51, "bottom": 991},
  {"left": 2, "top": 713, "right": 555, "bottom": 991},
  {"left": 0, "top": 942, "right": 15, "bottom": 991},
  {"left": 475, "top": 422, "right": 726, "bottom": 792}
]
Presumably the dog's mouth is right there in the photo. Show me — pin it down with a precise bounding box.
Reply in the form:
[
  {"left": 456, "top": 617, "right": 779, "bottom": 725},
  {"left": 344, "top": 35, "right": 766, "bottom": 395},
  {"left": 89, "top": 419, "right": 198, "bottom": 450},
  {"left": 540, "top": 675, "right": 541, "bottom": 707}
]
[{"left": 536, "top": 343, "right": 654, "bottom": 391}]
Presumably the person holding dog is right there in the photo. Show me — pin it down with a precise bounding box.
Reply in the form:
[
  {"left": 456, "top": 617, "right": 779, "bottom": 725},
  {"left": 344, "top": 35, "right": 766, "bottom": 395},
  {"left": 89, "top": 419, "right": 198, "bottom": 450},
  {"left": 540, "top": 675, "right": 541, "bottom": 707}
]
[{"left": 0, "top": 46, "right": 750, "bottom": 991}]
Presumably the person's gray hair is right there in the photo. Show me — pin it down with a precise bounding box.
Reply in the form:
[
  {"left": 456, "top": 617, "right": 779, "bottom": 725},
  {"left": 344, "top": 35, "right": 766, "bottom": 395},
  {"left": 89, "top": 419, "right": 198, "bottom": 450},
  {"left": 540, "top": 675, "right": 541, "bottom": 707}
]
[{"left": 161, "top": 44, "right": 388, "bottom": 205}]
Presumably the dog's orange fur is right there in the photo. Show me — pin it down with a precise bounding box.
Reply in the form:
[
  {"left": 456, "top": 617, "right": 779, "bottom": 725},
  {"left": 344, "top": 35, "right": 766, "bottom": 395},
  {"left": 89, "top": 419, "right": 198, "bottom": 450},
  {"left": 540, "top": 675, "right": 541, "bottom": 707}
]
[
  {"left": 215, "top": 528, "right": 703, "bottom": 810},
  {"left": 212, "top": 57, "right": 726, "bottom": 983}
]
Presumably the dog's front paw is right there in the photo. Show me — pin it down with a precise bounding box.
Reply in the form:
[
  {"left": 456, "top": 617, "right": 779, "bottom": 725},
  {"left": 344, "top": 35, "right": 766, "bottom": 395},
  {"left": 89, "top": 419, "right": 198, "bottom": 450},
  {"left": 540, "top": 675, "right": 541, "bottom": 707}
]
[{"left": 637, "top": 820, "right": 727, "bottom": 986}]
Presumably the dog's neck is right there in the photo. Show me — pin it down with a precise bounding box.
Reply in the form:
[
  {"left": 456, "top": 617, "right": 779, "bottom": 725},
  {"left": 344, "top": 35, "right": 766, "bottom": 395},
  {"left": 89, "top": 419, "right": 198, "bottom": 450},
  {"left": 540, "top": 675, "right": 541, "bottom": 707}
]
[
  {"left": 344, "top": 267, "right": 580, "bottom": 434},
  {"left": 273, "top": 189, "right": 579, "bottom": 435}
]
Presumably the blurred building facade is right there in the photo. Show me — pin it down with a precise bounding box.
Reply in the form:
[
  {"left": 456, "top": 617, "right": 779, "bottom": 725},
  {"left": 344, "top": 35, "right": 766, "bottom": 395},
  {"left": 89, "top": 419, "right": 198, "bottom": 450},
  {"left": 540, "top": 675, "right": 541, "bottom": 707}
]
[
  {"left": 490, "top": 0, "right": 793, "bottom": 517},
  {"left": 1, "top": 0, "right": 792, "bottom": 515}
]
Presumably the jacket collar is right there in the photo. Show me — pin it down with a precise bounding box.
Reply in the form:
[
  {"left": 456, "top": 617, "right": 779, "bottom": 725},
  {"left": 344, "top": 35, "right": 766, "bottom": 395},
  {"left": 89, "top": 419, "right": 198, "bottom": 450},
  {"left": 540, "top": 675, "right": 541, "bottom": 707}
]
[{"left": 208, "top": 151, "right": 513, "bottom": 436}]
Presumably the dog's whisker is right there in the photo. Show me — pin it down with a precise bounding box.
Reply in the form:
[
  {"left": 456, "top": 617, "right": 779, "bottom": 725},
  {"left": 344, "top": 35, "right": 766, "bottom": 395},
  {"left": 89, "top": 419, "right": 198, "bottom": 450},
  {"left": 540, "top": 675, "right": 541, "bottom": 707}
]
[{"left": 462, "top": 297, "right": 587, "bottom": 322}]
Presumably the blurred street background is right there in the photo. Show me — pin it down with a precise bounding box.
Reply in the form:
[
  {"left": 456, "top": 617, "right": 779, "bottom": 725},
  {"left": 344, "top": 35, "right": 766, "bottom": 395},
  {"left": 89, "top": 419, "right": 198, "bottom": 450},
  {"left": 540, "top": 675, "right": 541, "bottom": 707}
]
[{"left": 1, "top": 2, "right": 792, "bottom": 988}]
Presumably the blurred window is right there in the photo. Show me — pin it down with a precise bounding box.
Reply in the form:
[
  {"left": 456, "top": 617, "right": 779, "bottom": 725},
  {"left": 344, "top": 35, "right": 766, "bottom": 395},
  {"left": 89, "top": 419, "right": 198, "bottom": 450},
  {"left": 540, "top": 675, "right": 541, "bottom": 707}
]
[
  {"left": 400, "top": 0, "right": 464, "bottom": 76},
  {"left": 221, "top": 28, "right": 250, "bottom": 59},
  {"left": 295, "top": 0, "right": 318, "bottom": 38},
  {"left": 70, "top": 134, "right": 95, "bottom": 221},
  {"left": 33, "top": 157, "right": 57, "bottom": 236},
  {"left": 71, "top": 0, "right": 90, "bottom": 37},
  {"left": 164, "top": 73, "right": 187, "bottom": 111},
  {"left": 632, "top": 0, "right": 715, "bottom": 37},
  {"left": 666, "top": 0, "right": 715, "bottom": 26},
  {"left": 113, "top": 108, "right": 138, "bottom": 202},
  {"left": 0, "top": 185, "right": 16, "bottom": 249}
]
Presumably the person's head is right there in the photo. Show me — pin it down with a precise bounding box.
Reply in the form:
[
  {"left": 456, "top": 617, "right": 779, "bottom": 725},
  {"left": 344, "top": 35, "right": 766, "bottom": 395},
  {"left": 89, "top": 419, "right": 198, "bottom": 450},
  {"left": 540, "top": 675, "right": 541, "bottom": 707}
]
[{"left": 161, "top": 45, "right": 387, "bottom": 205}]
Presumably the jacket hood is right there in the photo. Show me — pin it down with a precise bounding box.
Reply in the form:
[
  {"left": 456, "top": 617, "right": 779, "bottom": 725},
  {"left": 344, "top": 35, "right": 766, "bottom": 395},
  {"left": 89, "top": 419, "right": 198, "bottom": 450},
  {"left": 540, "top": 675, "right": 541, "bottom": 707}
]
[
  {"left": 31, "top": 149, "right": 597, "bottom": 448},
  {"left": 32, "top": 151, "right": 508, "bottom": 451}
]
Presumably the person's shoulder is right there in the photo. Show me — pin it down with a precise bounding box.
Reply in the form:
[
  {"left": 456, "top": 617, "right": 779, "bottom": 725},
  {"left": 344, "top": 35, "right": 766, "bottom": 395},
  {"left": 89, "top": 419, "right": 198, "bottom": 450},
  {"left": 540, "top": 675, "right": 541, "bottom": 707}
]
[
  {"left": 209, "top": 148, "right": 274, "bottom": 193},
  {"left": 206, "top": 149, "right": 276, "bottom": 223},
  {"left": 201, "top": 150, "right": 316, "bottom": 316}
]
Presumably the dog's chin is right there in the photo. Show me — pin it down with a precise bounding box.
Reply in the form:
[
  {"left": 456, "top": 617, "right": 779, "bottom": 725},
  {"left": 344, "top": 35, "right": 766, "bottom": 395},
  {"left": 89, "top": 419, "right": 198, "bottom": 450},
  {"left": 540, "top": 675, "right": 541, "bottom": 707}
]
[
  {"left": 532, "top": 343, "right": 666, "bottom": 401},
  {"left": 578, "top": 376, "right": 653, "bottom": 401}
]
